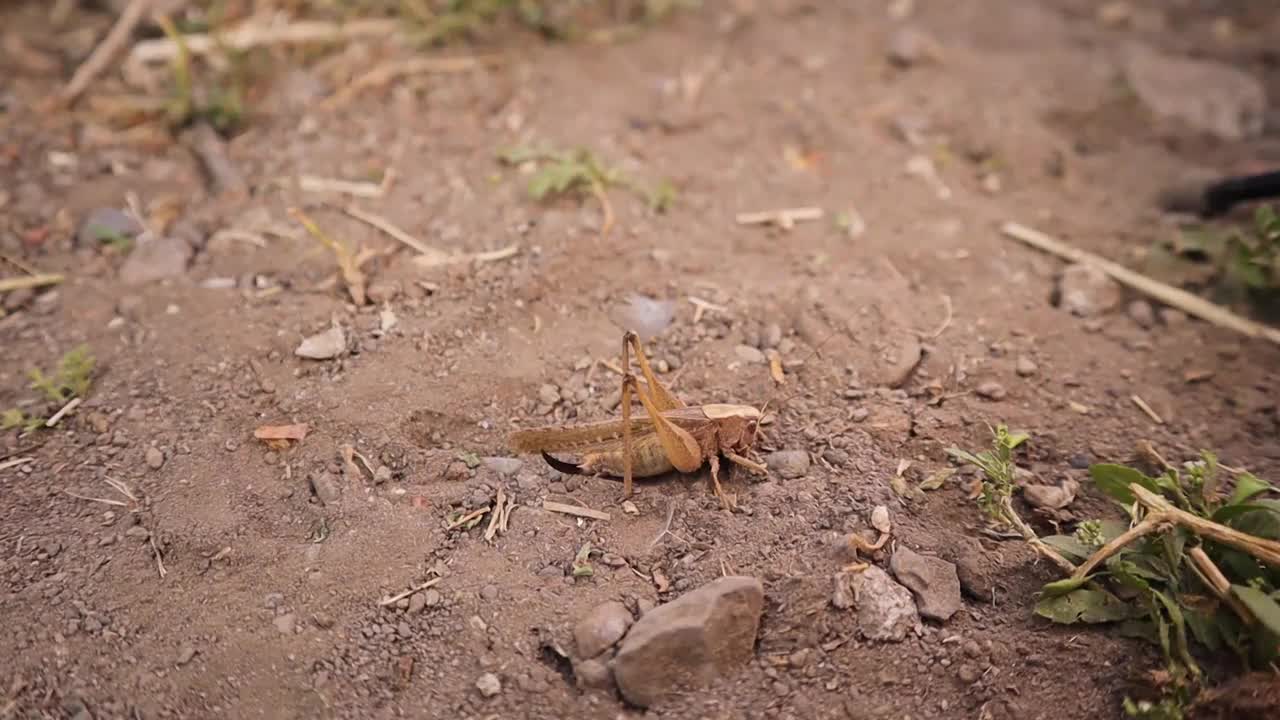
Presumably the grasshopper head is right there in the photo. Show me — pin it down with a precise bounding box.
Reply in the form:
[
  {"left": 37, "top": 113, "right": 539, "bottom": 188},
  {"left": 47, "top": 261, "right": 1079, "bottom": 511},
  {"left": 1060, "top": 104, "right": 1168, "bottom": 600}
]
[{"left": 703, "top": 404, "right": 762, "bottom": 453}]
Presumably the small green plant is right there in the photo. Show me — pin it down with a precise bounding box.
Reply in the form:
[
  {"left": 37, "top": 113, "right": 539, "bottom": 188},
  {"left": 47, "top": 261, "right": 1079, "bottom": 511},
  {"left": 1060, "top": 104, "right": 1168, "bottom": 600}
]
[
  {"left": 947, "top": 424, "right": 1026, "bottom": 522},
  {"left": 29, "top": 344, "right": 95, "bottom": 404},
  {"left": 497, "top": 145, "right": 677, "bottom": 236},
  {"left": 1035, "top": 457, "right": 1280, "bottom": 677},
  {"left": 947, "top": 425, "right": 1078, "bottom": 573},
  {"left": 948, "top": 429, "right": 1280, "bottom": 717},
  {"left": 156, "top": 12, "right": 251, "bottom": 135},
  {"left": 3, "top": 345, "right": 96, "bottom": 432},
  {"left": 1223, "top": 204, "right": 1280, "bottom": 294}
]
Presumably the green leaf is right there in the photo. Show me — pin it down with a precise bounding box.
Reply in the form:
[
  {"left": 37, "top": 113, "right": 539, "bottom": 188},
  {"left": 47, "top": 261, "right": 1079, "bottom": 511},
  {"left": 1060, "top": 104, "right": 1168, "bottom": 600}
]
[
  {"left": 1041, "top": 535, "right": 1095, "bottom": 562},
  {"left": 918, "top": 467, "right": 955, "bottom": 491},
  {"left": 1098, "top": 519, "right": 1132, "bottom": 543},
  {"left": 1152, "top": 589, "right": 1199, "bottom": 676},
  {"left": 1184, "top": 609, "right": 1222, "bottom": 652},
  {"left": 1091, "top": 464, "right": 1161, "bottom": 506},
  {"left": 1228, "top": 473, "right": 1275, "bottom": 506},
  {"left": 1226, "top": 503, "right": 1280, "bottom": 542},
  {"left": 1041, "top": 575, "right": 1092, "bottom": 597},
  {"left": 1034, "top": 588, "right": 1133, "bottom": 624},
  {"left": 1212, "top": 499, "right": 1280, "bottom": 523},
  {"left": 1231, "top": 584, "right": 1280, "bottom": 636}
]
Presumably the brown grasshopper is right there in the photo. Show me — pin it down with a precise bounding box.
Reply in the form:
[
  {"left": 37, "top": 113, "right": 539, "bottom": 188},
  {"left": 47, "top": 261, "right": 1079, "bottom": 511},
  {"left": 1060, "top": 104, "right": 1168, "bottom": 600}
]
[{"left": 509, "top": 330, "right": 770, "bottom": 511}]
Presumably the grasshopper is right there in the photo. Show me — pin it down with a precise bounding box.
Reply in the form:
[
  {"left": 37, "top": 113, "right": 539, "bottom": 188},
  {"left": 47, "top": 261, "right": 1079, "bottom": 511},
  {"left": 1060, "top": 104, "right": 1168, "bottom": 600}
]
[{"left": 509, "top": 330, "right": 769, "bottom": 511}]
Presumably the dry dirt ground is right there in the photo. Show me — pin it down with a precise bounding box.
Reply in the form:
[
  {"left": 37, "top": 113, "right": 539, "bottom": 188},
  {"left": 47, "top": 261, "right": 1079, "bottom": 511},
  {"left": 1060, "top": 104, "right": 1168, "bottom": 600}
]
[{"left": 3, "top": 1, "right": 1280, "bottom": 719}]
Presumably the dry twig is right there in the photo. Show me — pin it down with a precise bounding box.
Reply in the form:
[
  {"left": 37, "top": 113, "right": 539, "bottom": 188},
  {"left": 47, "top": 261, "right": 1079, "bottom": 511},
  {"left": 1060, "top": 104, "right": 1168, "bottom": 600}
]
[
  {"left": 1071, "top": 484, "right": 1280, "bottom": 581},
  {"left": 735, "top": 207, "right": 824, "bottom": 230},
  {"left": 378, "top": 577, "right": 442, "bottom": 607},
  {"left": 543, "top": 500, "right": 611, "bottom": 522},
  {"left": 298, "top": 174, "right": 387, "bottom": 199},
  {"left": 126, "top": 17, "right": 402, "bottom": 68},
  {"left": 1130, "top": 394, "right": 1164, "bottom": 425},
  {"left": 0, "top": 274, "right": 64, "bottom": 293},
  {"left": 52, "top": 0, "right": 153, "bottom": 108},
  {"left": 1002, "top": 221, "right": 1280, "bottom": 347},
  {"left": 45, "top": 397, "right": 81, "bottom": 428},
  {"left": 321, "top": 54, "right": 503, "bottom": 110}
]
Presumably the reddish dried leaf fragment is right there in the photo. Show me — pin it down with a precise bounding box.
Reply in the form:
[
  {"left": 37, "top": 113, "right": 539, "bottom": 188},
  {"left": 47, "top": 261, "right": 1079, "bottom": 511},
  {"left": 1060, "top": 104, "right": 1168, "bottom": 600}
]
[{"left": 254, "top": 423, "right": 309, "bottom": 442}]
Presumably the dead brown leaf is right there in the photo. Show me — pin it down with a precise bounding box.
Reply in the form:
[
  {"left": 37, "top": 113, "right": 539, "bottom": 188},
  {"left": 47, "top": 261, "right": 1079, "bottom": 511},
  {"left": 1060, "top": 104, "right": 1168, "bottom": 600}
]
[{"left": 254, "top": 423, "right": 310, "bottom": 441}]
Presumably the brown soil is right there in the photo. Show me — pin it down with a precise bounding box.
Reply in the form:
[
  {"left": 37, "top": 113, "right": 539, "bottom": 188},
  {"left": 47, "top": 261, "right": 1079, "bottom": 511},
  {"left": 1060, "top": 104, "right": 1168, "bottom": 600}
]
[{"left": 3, "top": 1, "right": 1280, "bottom": 719}]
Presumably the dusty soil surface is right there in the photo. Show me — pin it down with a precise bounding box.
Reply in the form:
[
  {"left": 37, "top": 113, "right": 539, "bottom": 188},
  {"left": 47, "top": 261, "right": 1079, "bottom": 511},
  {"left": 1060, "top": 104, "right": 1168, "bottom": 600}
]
[{"left": 3, "top": 1, "right": 1280, "bottom": 719}]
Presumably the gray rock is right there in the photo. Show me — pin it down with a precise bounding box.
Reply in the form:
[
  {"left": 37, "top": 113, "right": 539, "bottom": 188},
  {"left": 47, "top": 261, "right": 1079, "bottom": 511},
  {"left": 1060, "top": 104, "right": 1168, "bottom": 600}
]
[
  {"left": 762, "top": 323, "right": 783, "bottom": 349},
  {"left": 612, "top": 575, "right": 764, "bottom": 708},
  {"left": 734, "top": 344, "right": 766, "bottom": 365},
  {"left": 144, "top": 446, "right": 165, "bottom": 470},
  {"left": 309, "top": 471, "right": 341, "bottom": 505},
  {"left": 295, "top": 325, "right": 346, "bottom": 360},
  {"left": 887, "top": 26, "right": 940, "bottom": 68},
  {"left": 537, "top": 383, "right": 561, "bottom": 405},
  {"left": 176, "top": 645, "right": 198, "bottom": 666},
  {"left": 611, "top": 293, "right": 675, "bottom": 341},
  {"left": 1058, "top": 263, "right": 1121, "bottom": 317},
  {"left": 482, "top": 457, "right": 522, "bottom": 477},
  {"left": 889, "top": 546, "right": 962, "bottom": 622},
  {"left": 1126, "top": 47, "right": 1267, "bottom": 141},
  {"left": 765, "top": 450, "right": 809, "bottom": 480},
  {"left": 423, "top": 589, "right": 442, "bottom": 607},
  {"left": 124, "top": 525, "right": 150, "bottom": 542},
  {"left": 953, "top": 540, "right": 1003, "bottom": 604},
  {"left": 475, "top": 672, "right": 502, "bottom": 698},
  {"left": 574, "top": 656, "right": 614, "bottom": 689},
  {"left": 574, "top": 600, "right": 634, "bottom": 659},
  {"left": 1128, "top": 299, "right": 1155, "bottom": 329},
  {"left": 879, "top": 333, "right": 923, "bottom": 388},
  {"left": 119, "top": 235, "right": 191, "bottom": 285},
  {"left": 975, "top": 382, "right": 1006, "bottom": 400},
  {"left": 1015, "top": 356, "right": 1038, "bottom": 377},
  {"left": 273, "top": 613, "right": 297, "bottom": 634},
  {"left": 78, "top": 207, "right": 142, "bottom": 247},
  {"left": 408, "top": 592, "right": 427, "bottom": 614},
  {"left": 850, "top": 565, "right": 919, "bottom": 642}
]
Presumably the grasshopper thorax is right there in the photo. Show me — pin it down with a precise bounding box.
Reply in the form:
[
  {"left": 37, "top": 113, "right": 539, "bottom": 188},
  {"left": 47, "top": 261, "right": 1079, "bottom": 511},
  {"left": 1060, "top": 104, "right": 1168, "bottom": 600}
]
[{"left": 701, "top": 404, "right": 762, "bottom": 454}]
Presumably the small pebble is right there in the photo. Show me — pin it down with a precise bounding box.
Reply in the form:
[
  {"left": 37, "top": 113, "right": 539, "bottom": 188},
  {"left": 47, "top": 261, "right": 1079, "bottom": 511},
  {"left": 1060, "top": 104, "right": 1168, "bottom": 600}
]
[
  {"left": 1015, "top": 356, "right": 1038, "bottom": 377},
  {"left": 144, "top": 446, "right": 165, "bottom": 470},
  {"left": 734, "top": 344, "right": 766, "bottom": 364},
  {"left": 176, "top": 645, "right": 198, "bottom": 666},
  {"left": 1128, "top": 299, "right": 1155, "bottom": 329},
  {"left": 273, "top": 613, "right": 297, "bottom": 635},
  {"left": 975, "top": 382, "right": 1006, "bottom": 400},
  {"left": 475, "top": 672, "right": 502, "bottom": 698},
  {"left": 480, "top": 585, "right": 499, "bottom": 601}
]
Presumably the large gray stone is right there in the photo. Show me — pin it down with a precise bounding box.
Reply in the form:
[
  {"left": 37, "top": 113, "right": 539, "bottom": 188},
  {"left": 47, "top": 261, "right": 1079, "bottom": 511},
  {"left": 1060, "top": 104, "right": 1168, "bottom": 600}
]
[
  {"left": 611, "top": 575, "right": 764, "bottom": 708},
  {"left": 573, "top": 600, "right": 634, "bottom": 659},
  {"left": 1126, "top": 47, "right": 1267, "bottom": 141},
  {"left": 849, "top": 565, "right": 920, "bottom": 642},
  {"left": 890, "top": 546, "right": 963, "bottom": 622}
]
